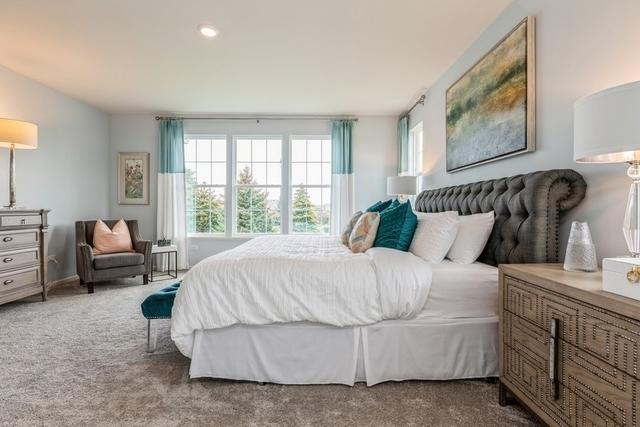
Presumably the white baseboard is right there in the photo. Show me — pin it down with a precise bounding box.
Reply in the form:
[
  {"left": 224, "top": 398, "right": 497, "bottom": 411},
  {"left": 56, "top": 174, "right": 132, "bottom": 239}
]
[{"left": 47, "top": 274, "right": 79, "bottom": 290}]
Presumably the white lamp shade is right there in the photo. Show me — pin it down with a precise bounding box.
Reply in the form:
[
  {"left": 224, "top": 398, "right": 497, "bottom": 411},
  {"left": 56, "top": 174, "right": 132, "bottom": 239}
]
[
  {"left": 574, "top": 81, "right": 640, "bottom": 163},
  {"left": 0, "top": 119, "right": 38, "bottom": 150},
  {"left": 387, "top": 175, "right": 417, "bottom": 196}
]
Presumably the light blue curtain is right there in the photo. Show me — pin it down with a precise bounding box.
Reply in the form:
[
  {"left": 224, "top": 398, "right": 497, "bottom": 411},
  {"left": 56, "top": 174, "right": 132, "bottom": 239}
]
[
  {"left": 330, "top": 120, "right": 355, "bottom": 235},
  {"left": 157, "top": 119, "right": 188, "bottom": 269},
  {"left": 159, "top": 120, "right": 185, "bottom": 173},
  {"left": 397, "top": 116, "right": 409, "bottom": 174},
  {"left": 331, "top": 120, "right": 353, "bottom": 174}
]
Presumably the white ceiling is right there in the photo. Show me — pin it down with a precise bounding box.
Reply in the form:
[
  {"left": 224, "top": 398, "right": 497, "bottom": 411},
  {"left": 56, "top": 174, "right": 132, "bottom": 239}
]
[{"left": 0, "top": 0, "right": 510, "bottom": 115}]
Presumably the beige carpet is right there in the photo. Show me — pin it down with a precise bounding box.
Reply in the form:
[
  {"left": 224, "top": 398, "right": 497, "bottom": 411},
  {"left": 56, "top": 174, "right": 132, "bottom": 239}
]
[{"left": 0, "top": 276, "right": 538, "bottom": 426}]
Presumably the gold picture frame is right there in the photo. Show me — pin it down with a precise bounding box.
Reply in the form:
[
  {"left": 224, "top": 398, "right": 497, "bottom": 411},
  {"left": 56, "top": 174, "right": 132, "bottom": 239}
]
[{"left": 117, "top": 152, "right": 150, "bottom": 205}]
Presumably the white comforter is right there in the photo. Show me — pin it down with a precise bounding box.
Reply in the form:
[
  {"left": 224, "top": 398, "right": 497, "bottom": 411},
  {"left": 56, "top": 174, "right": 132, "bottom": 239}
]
[{"left": 171, "top": 235, "right": 432, "bottom": 356}]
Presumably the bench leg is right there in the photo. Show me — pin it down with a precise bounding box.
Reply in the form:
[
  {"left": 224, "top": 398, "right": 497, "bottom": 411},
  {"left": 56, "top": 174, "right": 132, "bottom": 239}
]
[
  {"left": 87, "top": 282, "right": 94, "bottom": 294},
  {"left": 146, "top": 319, "right": 157, "bottom": 353},
  {"left": 143, "top": 274, "right": 149, "bottom": 285}
]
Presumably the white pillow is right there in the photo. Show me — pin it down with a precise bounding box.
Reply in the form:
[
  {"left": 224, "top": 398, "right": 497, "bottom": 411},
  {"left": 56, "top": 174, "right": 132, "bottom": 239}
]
[
  {"left": 447, "top": 211, "right": 495, "bottom": 264},
  {"left": 409, "top": 211, "right": 460, "bottom": 263}
]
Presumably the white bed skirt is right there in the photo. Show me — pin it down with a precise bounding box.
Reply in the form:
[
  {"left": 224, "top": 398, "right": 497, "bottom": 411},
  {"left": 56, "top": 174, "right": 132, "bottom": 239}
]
[{"left": 188, "top": 316, "right": 498, "bottom": 386}]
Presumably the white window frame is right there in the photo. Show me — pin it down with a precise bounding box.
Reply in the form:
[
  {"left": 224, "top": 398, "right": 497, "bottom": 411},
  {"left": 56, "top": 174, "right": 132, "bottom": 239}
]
[
  {"left": 231, "top": 135, "right": 285, "bottom": 237},
  {"left": 288, "top": 135, "right": 332, "bottom": 235},
  {"left": 185, "top": 133, "right": 333, "bottom": 238},
  {"left": 184, "top": 134, "right": 229, "bottom": 238},
  {"left": 408, "top": 122, "right": 424, "bottom": 176}
]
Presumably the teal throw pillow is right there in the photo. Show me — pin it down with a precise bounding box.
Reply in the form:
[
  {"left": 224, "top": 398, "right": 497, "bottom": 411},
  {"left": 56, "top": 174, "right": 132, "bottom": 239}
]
[
  {"left": 366, "top": 199, "right": 392, "bottom": 213},
  {"left": 373, "top": 201, "right": 418, "bottom": 251}
]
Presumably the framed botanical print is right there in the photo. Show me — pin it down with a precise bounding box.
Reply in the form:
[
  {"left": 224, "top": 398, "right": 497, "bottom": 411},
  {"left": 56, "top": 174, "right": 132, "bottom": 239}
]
[
  {"left": 446, "top": 16, "right": 535, "bottom": 172},
  {"left": 118, "top": 152, "right": 150, "bottom": 205}
]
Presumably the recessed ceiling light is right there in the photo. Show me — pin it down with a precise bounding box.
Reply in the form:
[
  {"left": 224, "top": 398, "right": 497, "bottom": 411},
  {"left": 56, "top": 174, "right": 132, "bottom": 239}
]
[{"left": 198, "top": 24, "right": 218, "bottom": 38}]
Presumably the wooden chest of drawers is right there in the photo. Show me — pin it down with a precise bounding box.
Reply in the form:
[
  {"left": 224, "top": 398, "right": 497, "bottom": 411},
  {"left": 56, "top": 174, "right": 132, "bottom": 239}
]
[
  {"left": 0, "top": 209, "right": 49, "bottom": 305},
  {"left": 499, "top": 264, "right": 640, "bottom": 426}
]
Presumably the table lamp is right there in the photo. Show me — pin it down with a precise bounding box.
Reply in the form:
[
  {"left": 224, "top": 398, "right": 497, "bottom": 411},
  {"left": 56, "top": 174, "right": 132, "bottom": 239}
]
[
  {"left": 387, "top": 175, "right": 417, "bottom": 202},
  {"left": 0, "top": 119, "right": 38, "bottom": 208},
  {"left": 574, "top": 80, "right": 640, "bottom": 256}
]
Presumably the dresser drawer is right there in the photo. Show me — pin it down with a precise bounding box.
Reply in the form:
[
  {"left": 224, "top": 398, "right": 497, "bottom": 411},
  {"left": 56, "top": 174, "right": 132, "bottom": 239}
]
[
  {"left": 504, "top": 276, "right": 578, "bottom": 340},
  {"left": 504, "top": 275, "right": 640, "bottom": 381},
  {"left": 503, "top": 344, "right": 572, "bottom": 426},
  {"left": 0, "top": 248, "right": 39, "bottom": 272},
  {"left": 0, "top": 230, "right": 39, "bottom": 250},
  {"left": 503, "top": 311, "right": 548, "bottom": 363},
  {"left": 503, "top": 341, "right": 639, "bottom": 426},
  {"left": 0, "top": 214, "right": 42, "bottom": 228},
  {"left": 559, "top": 340, "right": 639, "bottom": 427},
  {"left": 0, "top": 267, "right": 40, "bottom": 293}
]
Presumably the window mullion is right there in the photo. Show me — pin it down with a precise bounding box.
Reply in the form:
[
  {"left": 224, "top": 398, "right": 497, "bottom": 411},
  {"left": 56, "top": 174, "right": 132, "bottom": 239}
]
[
  {"left": 282, "top": 136, "right": 290, "bottom": 234},
  {"left": 227, "top": 135, "right": 234, "bottom": 237}
]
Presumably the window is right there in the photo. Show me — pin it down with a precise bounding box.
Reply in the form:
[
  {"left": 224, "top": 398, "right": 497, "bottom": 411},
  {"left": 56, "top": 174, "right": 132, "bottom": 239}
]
[
  {"left": 234, "top": 137, "right": 282, "bottom": 234},
  {"left": 290, "top": 137, "right": 331, "bottom": 234},
  {"left": 185, "top": 133, "right": 332, "bottom": 237},
  {"left": 185, "top": 137, "right": 227, "bottom": 234},
  {"left": 408, "top": 122, "right": 423, "bottom": 175}
]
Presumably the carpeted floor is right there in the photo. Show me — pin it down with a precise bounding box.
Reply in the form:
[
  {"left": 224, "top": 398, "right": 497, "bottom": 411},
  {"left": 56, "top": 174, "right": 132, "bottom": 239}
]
[{"left": 0, "top": 276, "right": 538, "bottom": 426}]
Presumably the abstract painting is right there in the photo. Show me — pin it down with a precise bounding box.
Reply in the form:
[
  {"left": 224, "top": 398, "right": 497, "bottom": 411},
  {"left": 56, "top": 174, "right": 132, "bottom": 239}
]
[
  {"left": 446, "top": 16, "right": 535, "bottom": 172},
  {"left": 118, "top": 152, "right": 149, "bottom": 204}
]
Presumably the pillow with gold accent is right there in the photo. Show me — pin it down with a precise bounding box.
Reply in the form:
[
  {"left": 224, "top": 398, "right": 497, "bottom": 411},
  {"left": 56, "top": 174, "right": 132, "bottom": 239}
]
[
  {"left": 341, "top": 211, "right": 363, "bottom": 246},
  {"left": 348, "top": 212, "right": 380, "bottom": 253}
]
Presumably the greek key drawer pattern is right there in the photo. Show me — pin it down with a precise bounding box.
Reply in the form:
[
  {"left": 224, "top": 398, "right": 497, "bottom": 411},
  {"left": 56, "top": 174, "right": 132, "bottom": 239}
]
[
  {"left": 560, "top": 341, "right": 639, "bottom": 427},
  {"left": 504, "top": 276, "right": 640, "bottom": 381},
  {"left": 503, "top": 344, "right": 571, "bottom": 426},
  {"left": 504, "top": 311, "right": 640, "bottom": 426}
]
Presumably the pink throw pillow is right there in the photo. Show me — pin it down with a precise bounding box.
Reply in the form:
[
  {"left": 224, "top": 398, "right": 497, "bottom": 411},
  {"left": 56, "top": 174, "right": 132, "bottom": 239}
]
[{"left": 92, "top": 219, "right": 134, "bottom": 255}]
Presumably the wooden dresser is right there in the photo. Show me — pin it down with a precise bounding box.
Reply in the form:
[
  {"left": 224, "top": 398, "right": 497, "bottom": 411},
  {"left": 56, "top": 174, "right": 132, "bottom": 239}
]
[
  {"left": 0, "top": 209, "right": 49, "bottom": 305},
  {"left": 499, "top": 264, "right": 640, "bottom": 426}
]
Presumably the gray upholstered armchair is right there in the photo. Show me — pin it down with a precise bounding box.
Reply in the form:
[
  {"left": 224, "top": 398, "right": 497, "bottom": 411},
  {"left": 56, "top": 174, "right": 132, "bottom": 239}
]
[{"left": 75, "top": 219, "right": 152, "bottom": 293}]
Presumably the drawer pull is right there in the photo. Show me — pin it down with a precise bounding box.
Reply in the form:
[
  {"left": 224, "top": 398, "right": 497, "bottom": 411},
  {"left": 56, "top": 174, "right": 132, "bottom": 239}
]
[
  {"left": 2, "top": 237, "right": 13, "bottom": 242},
  {"left": 3, "top": 279, "right": 13, "bottom": 286},
  {"left": 3, "top": 257, "right": 13, "bottom": 263},
  {"left": 549, "top": 318, "right": 559, "bottom": 400},
  {"left": 627, "top": 267, "right": 640, "bottom": 284}
]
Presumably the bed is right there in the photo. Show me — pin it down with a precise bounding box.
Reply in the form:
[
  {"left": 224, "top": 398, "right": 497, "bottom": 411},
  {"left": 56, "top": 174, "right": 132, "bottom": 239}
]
[{"left": 172, "top": 169, "right": 587, "bottom": 385}]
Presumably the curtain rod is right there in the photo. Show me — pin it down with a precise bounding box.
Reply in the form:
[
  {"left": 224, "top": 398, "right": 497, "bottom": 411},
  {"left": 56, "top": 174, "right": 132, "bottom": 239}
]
[
  {"left": 155, "top": 115, "right": 358, "bottom": 122},
  {"left": 402, "top": 94, "right": 426, "bottom": 118}
]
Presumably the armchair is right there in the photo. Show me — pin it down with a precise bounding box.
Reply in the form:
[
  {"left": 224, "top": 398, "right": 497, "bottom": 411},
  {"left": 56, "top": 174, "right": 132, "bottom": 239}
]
[{"left": 75, "top": 219, "right": 152, "bottom": 293}]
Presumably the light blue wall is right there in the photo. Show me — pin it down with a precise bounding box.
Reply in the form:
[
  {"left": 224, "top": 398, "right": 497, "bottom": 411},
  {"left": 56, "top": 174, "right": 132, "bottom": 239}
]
[
  {"left": 409, "top": 0, "right": 640, "bottom": 261},
  {"left": 108, "top": 114, "right": 158, "bottom": 241},
  {"left": 0, "top": 65, "right": 110, "bottom": 280}
]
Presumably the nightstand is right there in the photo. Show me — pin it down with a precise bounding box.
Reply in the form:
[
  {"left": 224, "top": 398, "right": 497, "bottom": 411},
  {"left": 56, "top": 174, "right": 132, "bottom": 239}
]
[
  {"left": 150, "top": 244, "right": 178, "bottom": 282},
  {"left": 499, "top": 264, "right": 640, "bottom": 426}
]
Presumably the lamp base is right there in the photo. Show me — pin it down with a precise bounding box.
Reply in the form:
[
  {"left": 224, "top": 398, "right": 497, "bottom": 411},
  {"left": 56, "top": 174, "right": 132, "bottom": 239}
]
[
  {"left": 624, "top": 163, "right": 640, "bottom": 257},
  {"left": 6, "top": 144, "right": 17, "bottom": 209}
]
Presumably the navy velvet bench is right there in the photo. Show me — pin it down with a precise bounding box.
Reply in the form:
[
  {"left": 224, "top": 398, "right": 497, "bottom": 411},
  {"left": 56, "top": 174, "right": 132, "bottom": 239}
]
[{"left": 140, "top": 281, "right": 181, "bottom": 352}]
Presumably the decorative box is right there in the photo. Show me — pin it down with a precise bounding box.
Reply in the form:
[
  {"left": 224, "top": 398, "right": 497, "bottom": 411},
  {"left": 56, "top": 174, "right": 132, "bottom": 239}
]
[
  {"left": 157, "top": 239, "right": 172, "bottom": 247},
  {"left": 602, "top": 257, "right": 640, "bottom": 301}
]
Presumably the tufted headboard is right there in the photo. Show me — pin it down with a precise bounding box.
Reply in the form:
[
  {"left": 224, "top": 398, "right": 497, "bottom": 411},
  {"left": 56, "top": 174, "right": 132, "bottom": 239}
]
[{"left": 414, "top": 169, "right": 587, "bottom": 266}]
